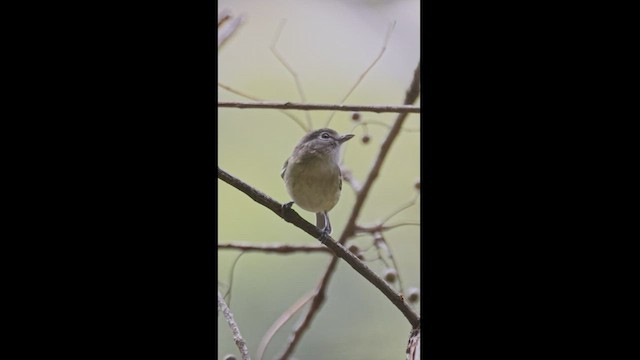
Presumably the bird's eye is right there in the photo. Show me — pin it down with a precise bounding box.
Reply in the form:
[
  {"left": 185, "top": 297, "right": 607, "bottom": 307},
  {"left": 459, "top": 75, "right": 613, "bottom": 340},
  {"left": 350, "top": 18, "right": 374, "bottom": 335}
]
[{"left": 321, "top": 132, "right": 330, "bottom": 139}]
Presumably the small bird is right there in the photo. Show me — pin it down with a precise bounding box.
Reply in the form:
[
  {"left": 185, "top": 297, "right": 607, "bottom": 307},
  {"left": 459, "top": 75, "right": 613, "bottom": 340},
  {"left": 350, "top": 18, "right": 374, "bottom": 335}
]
[{"left": 281, "top": 128, "right": 354, "bottom": 237}]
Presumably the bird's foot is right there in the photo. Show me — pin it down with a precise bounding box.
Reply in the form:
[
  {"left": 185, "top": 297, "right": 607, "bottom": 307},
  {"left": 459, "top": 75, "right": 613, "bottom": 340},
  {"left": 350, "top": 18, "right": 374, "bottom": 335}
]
[
  {"left": 281, "top": 201, "right": 294, "bottom": 220},
  {"left": 318, "top": 226, "right": 331, "bottom": 245}
]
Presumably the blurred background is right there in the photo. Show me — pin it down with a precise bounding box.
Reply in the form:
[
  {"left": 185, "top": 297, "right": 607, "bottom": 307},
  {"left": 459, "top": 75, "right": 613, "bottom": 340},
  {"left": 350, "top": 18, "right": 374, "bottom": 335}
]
[{"left": 218, "top": 0, "right": 420, "bottom": 359}]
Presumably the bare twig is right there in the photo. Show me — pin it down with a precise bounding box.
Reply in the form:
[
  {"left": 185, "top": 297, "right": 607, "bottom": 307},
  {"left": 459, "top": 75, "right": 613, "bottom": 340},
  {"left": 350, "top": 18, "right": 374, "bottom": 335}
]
[
  {"left": 383, "top": 222, "right": 421, "bottom": 230},
  {"left": 373, "top": 232, "right": 405, "bottom": 294},
  {"left": 218, "top": 290, "right": 252, "bottom": 360},
  {"left": 218, "top": 9, "right": 231, "bottom": 26},
  {"left": 380, "top": 193, "right": 420, "bottom": 225},
  {"left": 342, "top": 61, "right": 421, "bottom": 240},
  {"left": 355, "top": 222, "right": 421, "bottom": 234},
  {"left": 217, "top": 101, "right": 420, "bottom": 114},
  {"left": 218, "top": 84, "right": 308, "bottom": 133},
  {"left": 352, "top": 119, "right": 421, "bottom": 133},
  {"left": 326, "top": 21, "right": 397, "bottom": 127},
  {"left": 223, "top": 251, "right": 247, "bottom": 306},
  {"left": 274, "top": 60, "right": 421, "bottom": 360},
  {"left": 218, "top": 11, "right": 244, "bottom": 49},
  {"left": 256, "top": 290, "right": 316, "bottom": 360},
  {"left": 218, "top": 82, "right": 262, "bottom": 101},
  {"left": 219, "top": 242, "right": 332, "bottom": 254},
  {"left": 270, "top": 19, "right": 312, "bottom": 130}
]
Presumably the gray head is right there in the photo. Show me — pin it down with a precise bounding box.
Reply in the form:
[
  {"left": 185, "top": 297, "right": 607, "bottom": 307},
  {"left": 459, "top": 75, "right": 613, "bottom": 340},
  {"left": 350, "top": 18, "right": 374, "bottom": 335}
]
[{"left": 294, "top": 128, "right": 355, "bottom": 158}]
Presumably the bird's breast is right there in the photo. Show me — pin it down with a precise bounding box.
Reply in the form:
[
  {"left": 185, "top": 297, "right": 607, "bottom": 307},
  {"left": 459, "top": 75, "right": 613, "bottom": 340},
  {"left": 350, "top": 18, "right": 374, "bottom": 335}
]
[{"left": 284, "top": 158, "right": 341, "bottom": 213}]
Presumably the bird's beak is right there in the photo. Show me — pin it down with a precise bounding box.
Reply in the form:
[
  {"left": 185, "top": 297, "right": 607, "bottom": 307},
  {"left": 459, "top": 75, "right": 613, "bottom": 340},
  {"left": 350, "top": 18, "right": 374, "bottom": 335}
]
[{"left": 339, "top": 134, "right": 355, "bottom": 144}]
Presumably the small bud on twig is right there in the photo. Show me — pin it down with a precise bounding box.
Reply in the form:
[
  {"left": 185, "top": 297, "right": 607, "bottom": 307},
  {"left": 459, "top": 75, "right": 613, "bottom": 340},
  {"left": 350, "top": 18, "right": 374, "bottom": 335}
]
[
  {"left": 407, "top": 287, "right": 420, "bottom": 303},
  {"left": 383, "top": 268, "right": 398, "bottom": 283}
]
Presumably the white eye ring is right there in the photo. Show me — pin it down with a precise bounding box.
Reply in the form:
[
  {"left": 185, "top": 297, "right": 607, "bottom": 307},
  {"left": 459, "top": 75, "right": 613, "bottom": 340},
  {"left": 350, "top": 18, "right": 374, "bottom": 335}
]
[{"left": 321, "top": 133, "right": 330, "bottom": 139}]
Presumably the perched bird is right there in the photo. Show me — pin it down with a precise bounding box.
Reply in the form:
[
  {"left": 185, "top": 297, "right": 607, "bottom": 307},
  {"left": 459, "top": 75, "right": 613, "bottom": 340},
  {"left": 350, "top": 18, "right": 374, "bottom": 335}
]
[{"left": 281, "top": 128, "right": 354, "bottom": 236}]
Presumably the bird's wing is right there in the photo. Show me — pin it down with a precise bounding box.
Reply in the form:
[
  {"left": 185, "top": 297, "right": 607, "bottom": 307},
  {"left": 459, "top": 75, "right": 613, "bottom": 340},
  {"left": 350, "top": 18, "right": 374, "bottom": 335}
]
[{"left": 280, "top": 158, "right": 288, "bottom": 179}]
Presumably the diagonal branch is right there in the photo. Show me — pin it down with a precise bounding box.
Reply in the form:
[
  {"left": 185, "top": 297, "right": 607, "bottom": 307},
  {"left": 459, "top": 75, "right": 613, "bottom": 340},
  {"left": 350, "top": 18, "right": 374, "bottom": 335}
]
[
  {"left": 217, "top": 167, "right": 419, "bottom": 328},
  {"left": 342, "top": 61, "right": 421, "bottom": 241},
  {"left": 218, "top": 60, "right": 421, "bottom": 360},
  {"left": 274, "top": 60, "right": 421, "bottom": 360}
]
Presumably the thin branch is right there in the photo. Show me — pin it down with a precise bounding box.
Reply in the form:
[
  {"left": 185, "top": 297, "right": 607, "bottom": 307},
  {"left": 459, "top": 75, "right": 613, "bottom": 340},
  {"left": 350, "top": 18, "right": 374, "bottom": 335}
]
[
  {"left": 218, "top": 82, "right": 262, "bottom": 101},
  {"left": 217, "top": 101, "right": 420, "bottom": 114},
  {"left": 218, "top": 290, "right": 252, "bottom": 360},
  {"left": 275, "top": 286, "right": 324, "bottom": 360},
  {"left": 218, "top": 9, "right": 231, "bottom": 26},
  {"left": 374, "top": 232, "right": 405, "bottom": 294},
  {"left": 353, "top": 119, "right": 421, "bottom": 132},
  {"left": 380, "top": 193, "right": 419, "bottom": 225},
  {"left": 218, "top": 11, "right": 244, "bottom": 49},
  {"left": 218, "top": 84, "right": 308, "bottom": 133},
  {"left": 223, "top": 251, "right": 247, "bottom": 307},
  {"left": 326, "top": 21, "right": 397, "bottom": 127},
  {"left": 274, "top": 60, "right": 421, "bottom": 360},
  {"left": 218, "top": 242, "right": 332, "bottom": 254},
  {"left": 342, "top": 60, "right": 421, "bottom": 241},
  {"left": 355, "top": 222, "right": 421, "bottom": 234},
  {"left": 270, "top": 19, "right": 312, "bottom": 130},
  {"left": 383, "top": 222, "right": 421, "bottom": 231},
  {"left": 342, "top": 21, "right": 396, "bottom": 103},
  {"left": 256, "top": 290, "right": 316, "bottom": 360}
]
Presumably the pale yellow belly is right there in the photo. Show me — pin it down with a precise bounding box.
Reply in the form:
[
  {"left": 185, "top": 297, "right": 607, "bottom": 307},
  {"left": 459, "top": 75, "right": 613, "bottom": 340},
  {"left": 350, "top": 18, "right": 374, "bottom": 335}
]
[{"left": 284, "top": 160, "right": 341, "bottom": 213}]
